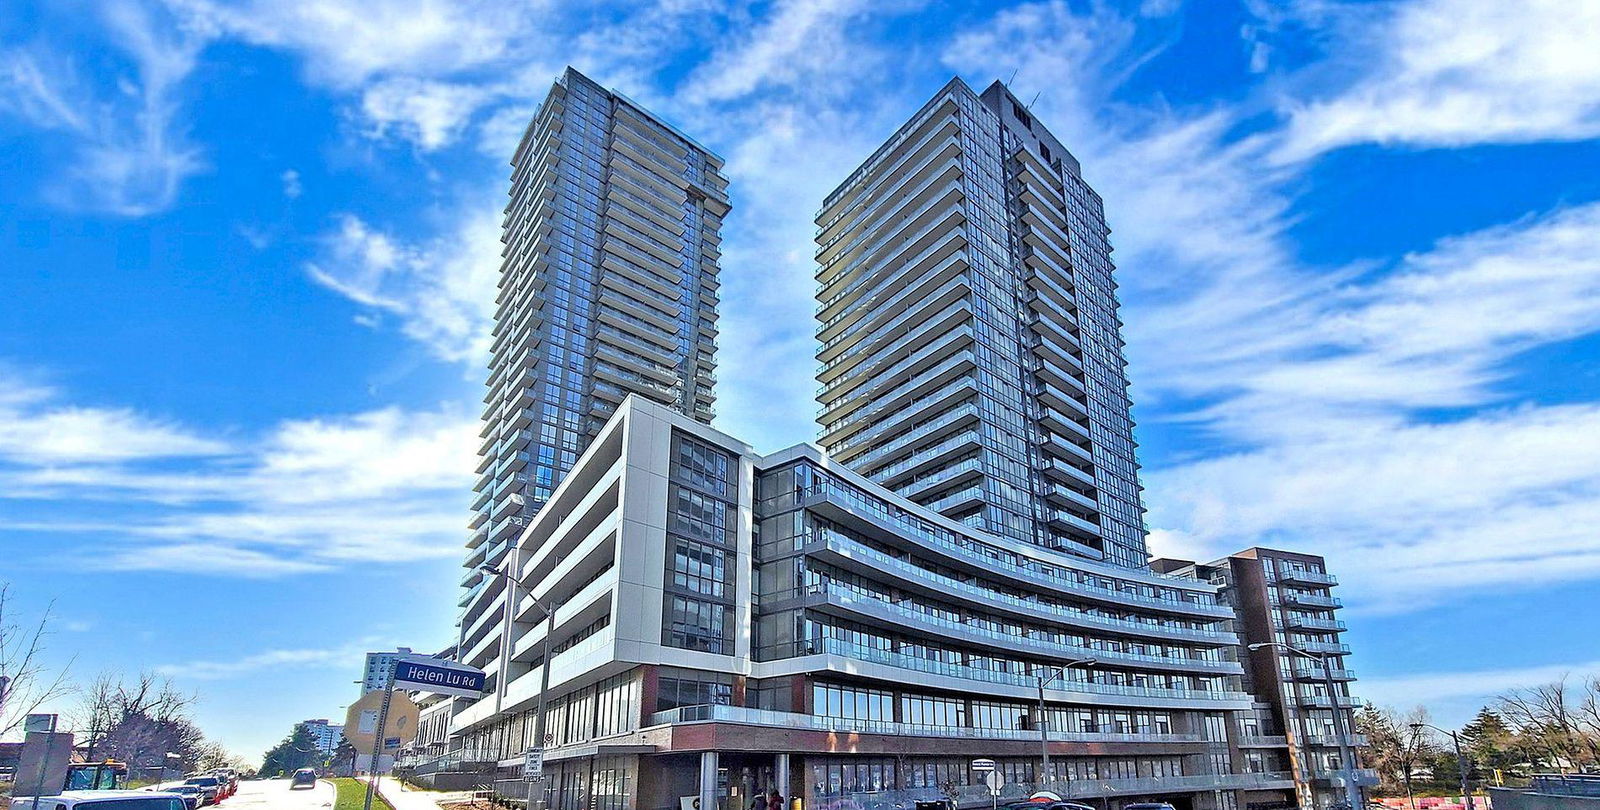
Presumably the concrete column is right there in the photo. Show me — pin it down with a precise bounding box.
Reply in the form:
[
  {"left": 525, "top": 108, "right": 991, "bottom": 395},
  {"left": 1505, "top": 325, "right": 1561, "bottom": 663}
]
[
  {"left": 700, "top": 751, "right": 720, "bottom": 810},
  {"left": 775, "top": 754, "right": 791, "bottom": 803}
]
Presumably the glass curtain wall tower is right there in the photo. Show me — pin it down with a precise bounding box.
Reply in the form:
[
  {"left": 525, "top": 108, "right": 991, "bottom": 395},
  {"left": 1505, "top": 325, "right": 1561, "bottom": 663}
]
[
  {"left": 459, "top": 66, "right": 729, "bottom": 687},
  {"left": 815, "top": 77, "right": 1145, "bottom": 568}
]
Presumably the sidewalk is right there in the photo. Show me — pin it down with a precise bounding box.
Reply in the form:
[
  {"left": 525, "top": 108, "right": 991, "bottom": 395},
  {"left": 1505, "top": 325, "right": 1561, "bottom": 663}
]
[{"left": 364, "top": 776, "right": 451, "bottom": 810}]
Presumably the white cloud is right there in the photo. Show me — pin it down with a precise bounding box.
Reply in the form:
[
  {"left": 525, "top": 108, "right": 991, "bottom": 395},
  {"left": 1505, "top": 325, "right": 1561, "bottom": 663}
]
[
  {"left": 683, "top": 0, "right": 909, "bottom": 105},
  {"left": 0, "top": 1, "right": 206, "bottom": 215},
  {"left": 280, "top": 169, "right": 302, "bottom": 198},
  {"left": 156, "top": 641, "right": 384, "bottom": 680},
  {"left": 943, "top": 0, "right": 1600, "bottom": 614},
  {"left": 359, "top": 77, "right": 491, "bottom": 150},
  {"left": 168, "top": 0, "right": 544, "bottom": 88},
  {"left": 0, "top": 378, "right": 226, "bottom": 463},
  {"left": 305, "top": 209, "right": 502, "bottom": 364},
  {"left": 0, "top": 372, "right": 477, "bottom": 577},
  {"left": 1360, "top": 660, "right": 1600, "bottom": 719},
  {"left": 1275, "top": 0, "right": 1600, "bottom": 160}
]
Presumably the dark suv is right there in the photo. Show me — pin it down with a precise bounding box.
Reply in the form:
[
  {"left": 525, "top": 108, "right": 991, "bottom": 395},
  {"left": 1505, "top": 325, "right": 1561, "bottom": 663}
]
[{"left": 290, "top": 769, "right": 318, "bottom": 789}]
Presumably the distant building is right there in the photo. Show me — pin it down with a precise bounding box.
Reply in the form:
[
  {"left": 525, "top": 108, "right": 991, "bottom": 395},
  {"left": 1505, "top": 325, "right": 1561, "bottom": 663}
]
[
  {"left": 1154, "top": 549, "right": 1377, "bottom": 809},
  {"left": 362, "top": 647, "right": 415, "bottom": 695},
  {"left": 301, "top": 719, "right": 343, "bottom": 754}
]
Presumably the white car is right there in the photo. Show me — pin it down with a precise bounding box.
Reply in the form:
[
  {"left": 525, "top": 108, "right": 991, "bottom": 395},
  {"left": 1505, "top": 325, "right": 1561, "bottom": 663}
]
[{"left": 10, "top": 790, "right": 190, "bottom": 810}]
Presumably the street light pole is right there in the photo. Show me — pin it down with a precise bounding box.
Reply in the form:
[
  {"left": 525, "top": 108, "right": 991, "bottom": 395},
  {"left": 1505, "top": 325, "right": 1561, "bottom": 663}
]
[
  {"left": 1411, "top": 723, "right": 1474, "bottom": 810},
  {"left": 1036, "top": 658, "right": 1097, "bottom": 787},
  {"left": 1249, "top": 642, "right": 1362, "bottom": 810},
  {"left": 480, "top": 563, "right": 558, "bottom": 810}
]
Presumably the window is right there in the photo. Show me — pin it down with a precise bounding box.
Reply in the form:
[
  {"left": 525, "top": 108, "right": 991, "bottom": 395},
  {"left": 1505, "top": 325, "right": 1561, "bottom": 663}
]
[
  {"left": 656, "top": 667, "right": 733, "bottom": 711},
  {"left": 814, "top": 683, "right": 894, "bottom": 721},
  {"left": 663, "top": 596, "right": 731, "bottom": 653}
]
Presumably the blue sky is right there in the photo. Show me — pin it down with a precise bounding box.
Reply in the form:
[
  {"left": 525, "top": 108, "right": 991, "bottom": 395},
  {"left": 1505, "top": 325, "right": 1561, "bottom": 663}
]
[{"left": 3, "top": 0, "right": 1600, "bottom": 759}]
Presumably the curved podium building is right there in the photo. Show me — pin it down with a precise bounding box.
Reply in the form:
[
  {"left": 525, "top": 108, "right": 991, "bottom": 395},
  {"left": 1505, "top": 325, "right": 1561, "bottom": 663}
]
[{"left": 436, "top": 71, "right": 1368, "bottom": 810}]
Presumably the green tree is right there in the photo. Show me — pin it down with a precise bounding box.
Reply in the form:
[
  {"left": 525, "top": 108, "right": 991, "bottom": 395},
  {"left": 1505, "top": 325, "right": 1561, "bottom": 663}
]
[
  {"left": 260, "top": 724, "right": 321, "bottom": 777},
  {"left": 1460, "top": 708, "right": 1519, "bottom": 778}
]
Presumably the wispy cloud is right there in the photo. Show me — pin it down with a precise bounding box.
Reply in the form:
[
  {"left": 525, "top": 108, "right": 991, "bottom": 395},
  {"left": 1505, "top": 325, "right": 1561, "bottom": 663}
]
[
  {"left": 1360, "top": 659, "right": 1600, "bottom": 715},
  {"left": 0, "top": 372, "right": 476, "bottom": 577},
  {"left": 944, "top": 0, "right": 1600, "bottom": 613},
  {"left": 1274, "top": 0, "right": 1600, "bottom": 160},
  {"left": 304, "top": 208, "right": 502, "bottom": 364},
  {"left": 156, "top": 639, "right": 389, "bottom": 680},
  {"left": 0, "top": 0, "right": 206, "bottom": 215}
]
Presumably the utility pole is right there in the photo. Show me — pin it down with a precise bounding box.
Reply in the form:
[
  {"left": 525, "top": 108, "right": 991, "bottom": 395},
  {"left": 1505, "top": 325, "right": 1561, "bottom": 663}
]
[
  {"left": 362, "top": 660, "right": 398, "bottom": 810},
  {"left": 1412, "top": 723, "right": 1474, "bottom": 810},
  {"left": 1249, "top": 643, "right": 1362, "bottom": 810},
  {"left": 479, "top": 563, "right": 558, "bottom": 810},
  {"left": 1035, "top": 658, "right": 1096, "bottom": 788}
]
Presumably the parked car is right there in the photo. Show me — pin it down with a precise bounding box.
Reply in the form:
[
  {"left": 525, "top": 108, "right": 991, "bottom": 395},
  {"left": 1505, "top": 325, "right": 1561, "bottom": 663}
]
[
  {"left": 1123, "top": 804, "right": 1178, "bottom": 810},
  {"left": 182, "top": 777, "right": 223, "bottom": 805},
  {"left": 10, "top": 790, "right": 189, "bottom": 810},
  {"left": 164, "top": 785, "right": 207, "bottom": 809},
  {"left": 290, "top": 768, "right": 318, "bottom": 789},
  {"left": 1003, "top": 801, "right": 1095, "bottom": 810}
]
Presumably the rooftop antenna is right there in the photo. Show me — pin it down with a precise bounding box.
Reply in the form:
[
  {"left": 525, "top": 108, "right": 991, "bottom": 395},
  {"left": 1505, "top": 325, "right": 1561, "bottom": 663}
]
[
  {"left": 1005, "top": 68, "right": 1019, "bottom": 87},
  {"left": 1027, "top": 90, "right": 1042, "bottom": 109}
]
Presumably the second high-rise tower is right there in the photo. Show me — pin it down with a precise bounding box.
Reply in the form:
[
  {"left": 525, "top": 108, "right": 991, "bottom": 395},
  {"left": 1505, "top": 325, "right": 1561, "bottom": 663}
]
[{"left": 815, "top": 78, "right": 1146, "bottom": 568}]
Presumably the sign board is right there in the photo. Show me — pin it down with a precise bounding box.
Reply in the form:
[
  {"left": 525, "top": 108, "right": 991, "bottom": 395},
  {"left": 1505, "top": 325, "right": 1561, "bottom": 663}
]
[
  {"left": 392, "top": 658, "right": 487, "bottom": 698},
  {"left": 523, "top": 749, "right": 544, "bottom": 781},
  {"left": 16, "top": 731, "right": 73, "bottom": 798},
  {"left": 24, "top": 714, "right": 57, "bottom": 734},
  {"left": 985, "top": 771, "right": 1005, "bottom": 795},
  {"left": 680, "top": 797, "right": 701, "bottom": 810},
  {"left": 971, "top": 758, "right": 996, "bottom": 772},
  {"left": 343, "top": 690, "right": 420, "bottom": 756}
]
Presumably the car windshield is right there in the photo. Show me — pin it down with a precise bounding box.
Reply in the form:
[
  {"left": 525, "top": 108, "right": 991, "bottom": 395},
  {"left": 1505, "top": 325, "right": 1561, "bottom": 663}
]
[
  {"left": 184, "top": 779, "right": 217, "bottom": 786},
  {"left": 79, "top": 800, "right": 187, "bottom": 810}
]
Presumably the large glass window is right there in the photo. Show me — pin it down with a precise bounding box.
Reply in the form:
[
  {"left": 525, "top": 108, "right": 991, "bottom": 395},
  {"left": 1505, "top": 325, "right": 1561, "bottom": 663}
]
[{"left": 656, "top": 667, "right": 733, "bottom": 711}]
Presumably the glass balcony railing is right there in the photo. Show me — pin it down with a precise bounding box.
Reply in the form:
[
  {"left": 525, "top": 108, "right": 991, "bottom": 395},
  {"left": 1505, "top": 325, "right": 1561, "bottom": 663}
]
[
  {"left": 772, "top": 637, "right": 1250, "bottom": 704},
  {"left": 649, "top": 703, "right": 1203, "bottom": 744}
]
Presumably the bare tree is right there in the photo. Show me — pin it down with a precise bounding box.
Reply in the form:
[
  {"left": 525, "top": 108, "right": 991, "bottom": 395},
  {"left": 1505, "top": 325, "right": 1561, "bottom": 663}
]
[
  {"left": 1356, "top": 703, "right": 1438, "bottom": 802},
  {"left": 0, "top": 584, "right": 73, "bottom": 737},
  {"left": 74, "top": 671, "right": 203, "bottom": 775},
  {"left": 1497, "top": 677, "right": 1600, "bottom": 771}
]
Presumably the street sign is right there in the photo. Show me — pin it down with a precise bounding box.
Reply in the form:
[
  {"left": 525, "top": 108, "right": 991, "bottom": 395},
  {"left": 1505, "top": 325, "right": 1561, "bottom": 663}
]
[
  {"left": 392, "top": 658, "right": 487, "bottom": 698},
  {"left": 523, "top": 749, "right": 544, "bottom": 781},
  {"left": 971, "top": 758, "right": 996, "bottom": 772},
  {"left": 344, "top": 689, "right": 419, "bottom": 755},
  {"left": 24, "top": 714, "right": 56, "bottom": 734},
  {"left": 985, "top": 770, "right": 1005, "bottom": 795}
]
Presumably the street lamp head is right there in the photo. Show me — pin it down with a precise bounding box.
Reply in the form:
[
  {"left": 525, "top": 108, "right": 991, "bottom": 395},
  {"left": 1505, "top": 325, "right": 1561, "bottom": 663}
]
[{"left": 1247, "top": 643, "right": 1270, "bottom": 651}]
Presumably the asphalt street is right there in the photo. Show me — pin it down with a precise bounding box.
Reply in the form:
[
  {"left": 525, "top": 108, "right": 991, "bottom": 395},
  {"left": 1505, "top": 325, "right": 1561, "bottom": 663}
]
[{"left": 223, "top": 779, "right": 335, "bottom": 809}]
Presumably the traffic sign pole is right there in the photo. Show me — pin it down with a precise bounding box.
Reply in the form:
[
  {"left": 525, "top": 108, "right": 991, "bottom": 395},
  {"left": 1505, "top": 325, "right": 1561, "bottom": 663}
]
[{"left": 363, "top": 661, "right": 397, "bottom": 810}]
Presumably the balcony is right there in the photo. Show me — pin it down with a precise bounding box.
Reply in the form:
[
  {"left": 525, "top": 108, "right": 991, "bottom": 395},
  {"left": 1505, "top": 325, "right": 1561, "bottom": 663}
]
[
  {"left": 1291, "top": 639, "right": 1352, "bottom": 655},
  {"left": 1237, "top": 735, "right": 1289, "bottom": 748},
  {"left": 1297, "top": 694, "right": 1361, "bottom": 709},
  {"left": 1286, "top": 614, "right": 1348, "bottom": 632},
  {"left": 1313, "top": 769, "right": 1381, "bottom": 788},
  {"left": 776, "top": 637, "right": 1253, "bottom": 707},
  {"left": 1301, "top": 732, "right": 1370, "bottom": 748},
  {"left": 650, "top": 703, "right": 1204, "bottom": 745},
  {"left": 1282, "top": 591, "right": 1342, "bottom": 609},
  {"left": 1280, "top": 568, "right": 1339, "bottom": 587},
  {"left": 1292, "top": 667, "right": 1356, "bottom": 681}
]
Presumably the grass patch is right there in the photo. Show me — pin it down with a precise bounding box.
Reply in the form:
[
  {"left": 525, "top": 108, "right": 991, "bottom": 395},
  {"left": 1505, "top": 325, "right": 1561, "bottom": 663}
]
[{"left": 330, "top": 777, "right": 396, "bottom": 810}]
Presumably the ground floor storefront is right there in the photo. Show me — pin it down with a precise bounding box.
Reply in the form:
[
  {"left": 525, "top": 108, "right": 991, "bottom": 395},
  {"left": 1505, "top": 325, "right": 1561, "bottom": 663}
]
[{"left": 505, "top": 750, "right": 1297, "bottom": 810}]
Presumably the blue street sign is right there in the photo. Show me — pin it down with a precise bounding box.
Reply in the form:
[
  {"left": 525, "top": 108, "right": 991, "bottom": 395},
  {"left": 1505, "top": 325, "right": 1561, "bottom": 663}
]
[{"left": 391, "top": 658, "right": 487, "bottom": 697}]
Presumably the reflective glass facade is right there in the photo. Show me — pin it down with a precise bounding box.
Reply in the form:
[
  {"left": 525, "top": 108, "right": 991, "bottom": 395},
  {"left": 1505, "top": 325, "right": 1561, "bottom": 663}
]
[
  {"left": 815, "top": 77, "right": 1146, "bottom": 568},
  {"left": 458, "top": 66, "right": 728, "bottom": 675}
]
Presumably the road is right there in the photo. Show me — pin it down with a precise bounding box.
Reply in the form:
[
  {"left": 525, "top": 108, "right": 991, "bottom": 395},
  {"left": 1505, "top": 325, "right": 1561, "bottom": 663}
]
[{"left": 224, "top": 779, "right": 335, "bottom": 809}]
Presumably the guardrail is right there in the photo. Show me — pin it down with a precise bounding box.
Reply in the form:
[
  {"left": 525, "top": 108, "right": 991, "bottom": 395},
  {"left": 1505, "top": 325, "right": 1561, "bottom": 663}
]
[{"left": 1532, "top": 774, "right": 1600, "bottom": 797}]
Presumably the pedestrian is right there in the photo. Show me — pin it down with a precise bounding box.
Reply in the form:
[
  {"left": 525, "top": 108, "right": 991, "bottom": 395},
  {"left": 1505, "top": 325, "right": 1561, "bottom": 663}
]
[
  {"left": 770, "top": 790, "right": 785, "bottom": 810},
  {"left": 752, "top": 791, "right": 769, "bottom": 810}
]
